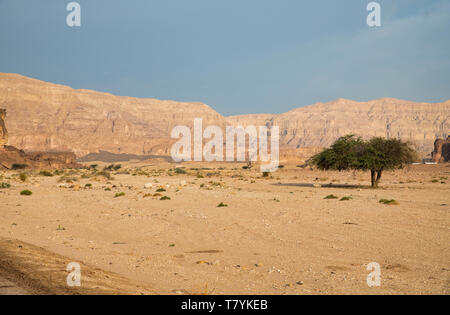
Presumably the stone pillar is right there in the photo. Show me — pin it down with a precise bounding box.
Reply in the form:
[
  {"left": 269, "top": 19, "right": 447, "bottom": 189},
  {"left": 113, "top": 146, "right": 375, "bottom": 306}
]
[{"left": 0, "top": 109, "right": 8, "bottom": 146}]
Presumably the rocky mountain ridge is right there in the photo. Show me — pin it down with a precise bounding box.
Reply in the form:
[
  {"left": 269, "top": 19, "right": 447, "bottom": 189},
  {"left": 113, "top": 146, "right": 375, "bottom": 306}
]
[{"left": 1, "top": 73, "right": 448, "bottom": 158}]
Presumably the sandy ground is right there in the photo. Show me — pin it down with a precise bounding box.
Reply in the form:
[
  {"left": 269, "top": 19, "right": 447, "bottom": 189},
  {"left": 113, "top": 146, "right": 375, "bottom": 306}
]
[{"left": 0, "top": 162, "right": 449, "bottom": 295}]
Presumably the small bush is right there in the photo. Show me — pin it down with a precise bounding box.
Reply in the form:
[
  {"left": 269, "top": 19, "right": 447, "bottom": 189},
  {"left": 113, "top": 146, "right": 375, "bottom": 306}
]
[
  {"left": 156, "top": 188, "right": 166, "bottom": 192},
  {"left": 262, "top": 172, "right": 270, "bottom": 178},
  {"left": 58, "top": 175, "right": 78, "bottom": 183},
  {"left": 175, "top": 168, "right": 187, "bottom": 174},
  {"left": 0, "top": 182, "right": 11, "bottom": 189},
  {"left": 19, "top": 173, "right": 28, "bottom": 182},
  {"left": 39, "top": 170, "right": 54, "bottom": 177},
  {"left": 53, "top": 169, "right": 64, "bottom": 176},
  {"left": 160, "top": 196, "right": 171, "bottom": 200},
  {"left": 96, "top": 171, "right": 111, "bottom": 180},
  {"left": 340, "top": 196, "right": 353, "bottom": 201},
  {"left": 20, "top": 190, "right": 32, "bottom": 196},
  {"left": 114, "top": 192, "right": 125, "bottom": 198},
  {"left": 324, "top": 194, "right": 339, "bottom": 199},
  {"left": 217, "top": 202, "right": 228, "bottom": 208},
  {"left": 12, "top": 164, "right": 28, "bottom": 170},
  {"left": 84, "top": 183, "right": 92, "bottom": 188},
  {"left": 379, "top": 199, "right": 399, "bottom": 205}
]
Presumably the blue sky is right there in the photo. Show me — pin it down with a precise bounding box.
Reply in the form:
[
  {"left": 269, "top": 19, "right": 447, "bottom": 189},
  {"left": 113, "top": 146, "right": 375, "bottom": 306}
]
[{"left": 0, "top": 0, "right": 449, "bottom": 115}]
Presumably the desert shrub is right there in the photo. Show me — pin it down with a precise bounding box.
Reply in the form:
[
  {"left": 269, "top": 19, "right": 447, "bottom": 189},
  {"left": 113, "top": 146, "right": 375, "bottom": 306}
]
[
  {"left": 174, "top": 168, "right": 187, "bottom": 174},
  {"left": 262, "top": 172, "right": 270, "bottom": 178},
  {"left": 324, "top": 194, "right": 339, "bottom": 199},
  {"left": 53, "top": 169, "right": 64, "bottom": 176},
  {"left": 217, "top": 202, "right": 228, "bottom": 207},
  {"left": 114, "top": 192, "right": 125, "bottom": 198},
  {"left": 0, "top": 182, "right": 11, "bottom": 189},
  {"left": 12, "top": 164, "right": 28, "bottom": 170},
  {"left": 96, "top": 171, "right": 111, "bottom": 180},
  {"left": 379, "top": 199, "right": 399, "bottom": 205},
  {"left": 89, "top": 164, "right": 98, "bottom": 170},
  {"left": 104, "top": 164, "right": 113, "bottom": 171},
  {"left": 19, "top": 173, "right": 28, "bottom": 182},
  {"left": 160, "top": 196, "right": 171, "bottom": 200},
  {"left": 84, "top": 183, "right": 92, "bottom": 188},
  {"left": 39, "top": 170, "right": 53, "bottom": 177},
  {"left": 104, "top": 187, "right": 111, "bottom": 191},
  {"left": 156, "top": 188, "right": 166, "bottom": 192},
  {"left": 58, "top": 175, "right": 78, "bottom": 183},
  {"left": 340, "top": 196, "right": 353, "bottom": 201},
  {"left": 20, "top": 190, "right": 32, "bottom": 196}
]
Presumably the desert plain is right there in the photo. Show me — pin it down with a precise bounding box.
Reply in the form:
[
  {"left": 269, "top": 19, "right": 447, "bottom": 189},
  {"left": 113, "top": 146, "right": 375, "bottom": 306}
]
[{"left": 0, "top": 161, "right": 448, "bottom": 295}]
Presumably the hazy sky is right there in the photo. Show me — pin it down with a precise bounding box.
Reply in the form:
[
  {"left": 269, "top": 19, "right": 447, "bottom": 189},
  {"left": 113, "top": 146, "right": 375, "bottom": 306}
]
[{"left": 0, "top": 0, "right": 449, "bottom": 115}]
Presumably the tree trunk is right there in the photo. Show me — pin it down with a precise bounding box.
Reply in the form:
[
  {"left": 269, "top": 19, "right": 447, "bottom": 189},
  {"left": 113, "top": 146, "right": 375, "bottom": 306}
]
[
  {"left": 375, "top": 170, "right": 383, "bottom": 187},
  {"left": 371, "top": 170, "right": 376, "bottom": 188}
]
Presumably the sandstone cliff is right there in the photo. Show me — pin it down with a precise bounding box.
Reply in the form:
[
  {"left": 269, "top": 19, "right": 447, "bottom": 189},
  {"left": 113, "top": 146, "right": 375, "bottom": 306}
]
[
  {"left": 432, "top": 134, "right": 450, "bottom": 163},
  {"left": 1, "top": 73, "right": 449, "bottom": 158},
  {"left": 228, "top": 98, "right": 450, "bottom": 153},
  {"left": 0, "top": 145, "right": 80, "bottom": 170},
  {"left": 0, "top": 73, "right": 226, "bottom": 157},
  {"left": 0, "top": 107, "right": 80, "bottom": 170}
]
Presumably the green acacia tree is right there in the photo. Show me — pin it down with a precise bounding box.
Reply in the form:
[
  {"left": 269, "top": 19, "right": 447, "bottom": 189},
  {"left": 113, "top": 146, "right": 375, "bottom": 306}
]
[{"left": 312, "top": 135, "right": 417, "bottom": 188}]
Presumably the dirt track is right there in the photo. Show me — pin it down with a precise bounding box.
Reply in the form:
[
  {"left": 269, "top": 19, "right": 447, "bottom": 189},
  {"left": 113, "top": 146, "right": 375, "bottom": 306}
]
[{"left": 0, "top": 238, "right": 155, "bottom": 295}]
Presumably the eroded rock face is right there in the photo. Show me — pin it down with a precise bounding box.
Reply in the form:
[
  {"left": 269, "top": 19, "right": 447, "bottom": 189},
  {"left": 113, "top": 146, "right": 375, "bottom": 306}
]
[
  {"left": 1, "top": 73, "right": 449, "bottom": 158},
  {"left": 0, "top": 107, "right": 80, "bottom": 170},
  {"left": 0, "top": 109, "right": 7, "bottom": 146},
  {"left": 0, "top": 146, "right": 80, "bottom": 170},
  {"left": 0, "top": 73, "right": 226, "bottom": 157},
  {"left": 432, "top": 135, "right": 450, "bottom": 163},
  {"left": 228, "top": 98, "right": 450, "bottom": 153}
]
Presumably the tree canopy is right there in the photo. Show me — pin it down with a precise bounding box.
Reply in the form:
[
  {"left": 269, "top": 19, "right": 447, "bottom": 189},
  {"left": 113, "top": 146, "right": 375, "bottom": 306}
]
[{"left": 311, "top": 135, "right": 417, "bottom": 187}]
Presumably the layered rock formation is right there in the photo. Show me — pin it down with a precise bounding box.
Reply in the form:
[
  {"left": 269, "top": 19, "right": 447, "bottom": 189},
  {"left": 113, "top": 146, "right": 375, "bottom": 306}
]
[
  {"left": 228, "top": 98, "right": 450, "bottom": 153},
  {"left": 0, "top": 73, "right": 449, "bottom": 159},
  {"left": 0, "top": 73, "right": 226, "bottom": 157},
  {"left": 0, "top": 109, "right": 7, "bottom": 146},
  {"left": 432, "top": 134, "right": 450, "bottom": 163},
  {"left": 0, "top": 107, "right": 79, "bottom": 170},
  {"left": 0, "top": 146, "right": 79, "bottom": 170}
]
